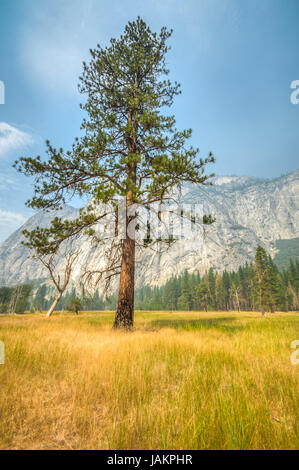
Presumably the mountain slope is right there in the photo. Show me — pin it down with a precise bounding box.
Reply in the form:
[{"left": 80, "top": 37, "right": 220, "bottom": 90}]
[
  {"left": 0, "top": 170, "right": 298, "bottom": 290},
  {"left": 0, "top": 206, "right": 79, "bottom": 286}
]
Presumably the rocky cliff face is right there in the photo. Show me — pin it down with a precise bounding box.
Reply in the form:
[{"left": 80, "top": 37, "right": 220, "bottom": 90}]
[
  {"left": 0, "top": 206, "right": 79, "bottom": 286},
  {"left": 0, "top": 170, "right": 298, "bottom": 290}
]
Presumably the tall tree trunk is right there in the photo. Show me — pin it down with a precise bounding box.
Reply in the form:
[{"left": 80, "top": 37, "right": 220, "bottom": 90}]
[
  {"left": 113, "top": 108, "right": 137, "bottom": 330},
  {"left": 114, "top": 236, "right": 135, "bottom": 329},
  {"left": 46, "top": 292, "right": 62, "bottom": 317}
]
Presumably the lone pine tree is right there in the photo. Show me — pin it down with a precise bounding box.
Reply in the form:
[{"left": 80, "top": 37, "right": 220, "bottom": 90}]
[{"left": 15, "top": 18, "right": 214, "bottom": 329}]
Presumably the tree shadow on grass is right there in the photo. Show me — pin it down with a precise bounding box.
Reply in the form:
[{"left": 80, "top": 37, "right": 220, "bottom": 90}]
[{"left": 149, "top": 317, "right": 245, "bottom": 334}]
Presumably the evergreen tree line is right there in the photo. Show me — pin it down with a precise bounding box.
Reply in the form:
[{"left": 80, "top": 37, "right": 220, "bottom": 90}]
[
  {"left": 32, "top": 285, "right": 106, "bottom": 312},
  {"left": 1, "top": 247, "right": 298, "bottom": 314},
  {"left": 30, "top": 284, "right": 117, "bottom": 313},
  {"left": 135, "top": 248, "right": 299, "bottom": 313}
]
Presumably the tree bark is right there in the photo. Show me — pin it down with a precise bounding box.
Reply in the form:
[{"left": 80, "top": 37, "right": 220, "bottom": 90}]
[
  {"left": 113, "top": 106, "right": 137, "bottom": 330},
  {"left": 46, "top": 292, "right": 62, "bottom": 317},
  {"left": 113, "top": 235, "right": 135, "bottom": 329}
]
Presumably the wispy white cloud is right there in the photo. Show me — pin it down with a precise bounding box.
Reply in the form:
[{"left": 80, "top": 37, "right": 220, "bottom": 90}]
[
  {"left": 0, "top": 209, "right": 27, "bottom": 225},
  {"left": 0, "top": 209, "right": 27, "bottom": 243},
  {"left": 0, "top": 122, "right": 33, "bottom": 158}
]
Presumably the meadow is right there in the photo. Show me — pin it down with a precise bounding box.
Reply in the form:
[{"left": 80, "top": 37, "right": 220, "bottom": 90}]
[{"left": 0, "top": 310, "right": 298, "bottom": 450}]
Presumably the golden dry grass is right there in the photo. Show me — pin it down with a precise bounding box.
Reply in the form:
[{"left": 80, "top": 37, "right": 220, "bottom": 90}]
[{"left": 0, "top": 310, "right": 298, "bottom": 450}]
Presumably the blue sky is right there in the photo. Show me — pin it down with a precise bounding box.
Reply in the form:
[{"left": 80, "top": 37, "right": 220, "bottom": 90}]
[{"left": 0, "top": 0, "right": 298, "bottom": 241}]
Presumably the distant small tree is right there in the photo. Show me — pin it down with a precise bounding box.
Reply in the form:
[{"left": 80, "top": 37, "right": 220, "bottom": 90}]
[{"left": 67, "top": 297, "right": 83, "bottom": 315}]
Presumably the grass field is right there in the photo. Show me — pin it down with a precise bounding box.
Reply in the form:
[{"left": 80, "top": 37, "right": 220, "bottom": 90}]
[{"left": 0, "top": 310, "right": 298, "bottom": 450}]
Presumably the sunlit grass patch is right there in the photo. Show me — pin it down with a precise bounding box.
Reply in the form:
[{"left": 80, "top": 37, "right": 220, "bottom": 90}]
[{"left": 0, "top": 311, "right": 298, "bottom": 449}]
